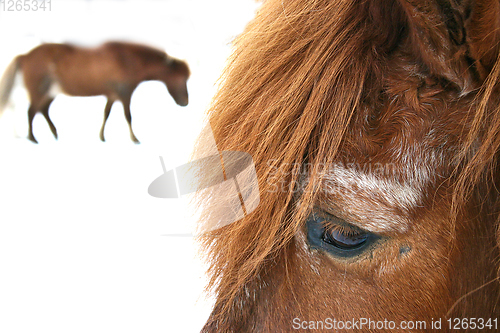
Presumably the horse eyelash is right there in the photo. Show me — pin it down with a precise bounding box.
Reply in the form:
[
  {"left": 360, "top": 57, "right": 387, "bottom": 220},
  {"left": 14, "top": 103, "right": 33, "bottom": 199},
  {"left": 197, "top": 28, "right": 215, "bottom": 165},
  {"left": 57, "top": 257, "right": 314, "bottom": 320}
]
[{"left": 320, "top": 219, "right": 364, "bottom": 237}]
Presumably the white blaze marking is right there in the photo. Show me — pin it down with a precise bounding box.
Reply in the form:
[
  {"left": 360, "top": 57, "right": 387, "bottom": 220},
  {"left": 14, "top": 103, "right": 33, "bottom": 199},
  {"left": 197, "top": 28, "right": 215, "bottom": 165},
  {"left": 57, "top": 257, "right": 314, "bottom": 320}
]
[{"left": 321, "top": 163, "right": 429, "bottom": 233}]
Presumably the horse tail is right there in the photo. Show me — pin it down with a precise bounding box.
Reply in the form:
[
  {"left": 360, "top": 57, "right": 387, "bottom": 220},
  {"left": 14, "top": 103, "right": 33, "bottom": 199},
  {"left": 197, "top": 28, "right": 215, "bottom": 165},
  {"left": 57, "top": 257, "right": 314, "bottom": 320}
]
[{"left": 0, "top": 56, "right": 22, "bottom": 116}]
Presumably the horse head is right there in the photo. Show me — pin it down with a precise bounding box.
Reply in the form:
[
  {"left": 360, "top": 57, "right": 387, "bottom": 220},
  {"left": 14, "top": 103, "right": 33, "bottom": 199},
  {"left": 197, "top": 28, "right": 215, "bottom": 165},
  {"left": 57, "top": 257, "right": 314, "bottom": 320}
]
[
  {"left": 164, "top": 56, "right": 190, "bottom": 107},
  {"left": 196, "top": 0, "right": 500, "bottom": 331}
]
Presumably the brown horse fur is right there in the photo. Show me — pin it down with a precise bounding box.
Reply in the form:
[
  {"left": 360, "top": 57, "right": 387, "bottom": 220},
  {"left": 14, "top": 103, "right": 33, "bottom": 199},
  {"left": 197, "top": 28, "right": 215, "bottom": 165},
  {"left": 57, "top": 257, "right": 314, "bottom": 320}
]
[
  {"left": 195, "top": 0, "right": 500, "bottom": 332},
  {"left": 0, "top": 41, "right": 190, "bottom": 143}
]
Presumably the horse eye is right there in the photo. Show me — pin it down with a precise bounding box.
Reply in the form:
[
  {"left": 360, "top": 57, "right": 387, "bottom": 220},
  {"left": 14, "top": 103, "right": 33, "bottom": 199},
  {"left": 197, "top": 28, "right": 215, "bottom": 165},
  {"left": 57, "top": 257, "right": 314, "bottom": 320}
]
[
  {"left": 306, "top": 210, "right": 378, "bottom": 258},
  {"left": 322, "top": 225, "right": 368, "bottom": 250}
]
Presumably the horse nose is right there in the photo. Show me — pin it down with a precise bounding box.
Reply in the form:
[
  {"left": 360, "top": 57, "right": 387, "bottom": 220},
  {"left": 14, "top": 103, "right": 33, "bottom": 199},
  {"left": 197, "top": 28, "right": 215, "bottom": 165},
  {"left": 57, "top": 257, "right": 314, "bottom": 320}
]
[{"left": 178, "top": 97, "right": 189, "bottom": 107}]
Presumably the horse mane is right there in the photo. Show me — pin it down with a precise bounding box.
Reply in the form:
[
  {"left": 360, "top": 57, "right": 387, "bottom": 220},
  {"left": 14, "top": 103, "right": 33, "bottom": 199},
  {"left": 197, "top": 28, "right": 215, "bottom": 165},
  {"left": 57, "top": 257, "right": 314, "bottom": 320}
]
[
  {"left": 103, "top": 41, "right": 168, "bottom": 63},
  {"left": 195, "top": 0, "right": 500, "bottom": 326},
  {"left": 101, "top": 41, "right": 190, "bottom": 78}
]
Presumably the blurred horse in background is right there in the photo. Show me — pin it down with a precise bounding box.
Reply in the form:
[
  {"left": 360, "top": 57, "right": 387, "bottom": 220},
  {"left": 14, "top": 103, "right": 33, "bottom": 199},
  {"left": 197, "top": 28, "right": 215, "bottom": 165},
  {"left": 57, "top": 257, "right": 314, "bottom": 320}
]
[
  {"left": 0, "top": 41, "right": 190, "bottom": 143},
  {"left": 196, "top": 0, "right": 500, "bottom": 331}
]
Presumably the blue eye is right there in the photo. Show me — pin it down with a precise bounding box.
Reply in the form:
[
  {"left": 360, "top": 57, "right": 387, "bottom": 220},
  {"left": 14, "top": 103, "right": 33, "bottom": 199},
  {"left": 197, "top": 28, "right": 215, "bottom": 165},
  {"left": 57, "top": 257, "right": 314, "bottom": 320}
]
[
  {"left": 322, "top": 225, "right": 368, "bottom": 249},
  {"left": 306, "top": 210, "right": 379, "bottom": 258}
]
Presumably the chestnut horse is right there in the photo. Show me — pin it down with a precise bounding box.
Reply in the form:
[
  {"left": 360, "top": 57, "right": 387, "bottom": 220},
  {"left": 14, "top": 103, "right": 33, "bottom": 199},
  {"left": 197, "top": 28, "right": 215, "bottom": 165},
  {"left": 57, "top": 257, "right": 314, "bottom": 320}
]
[
  {"left": 0, "top": 41, "right": 190, "bottom": 143},
  {"left": 196, "top": 0, "right": 500, "bottom": 332}
]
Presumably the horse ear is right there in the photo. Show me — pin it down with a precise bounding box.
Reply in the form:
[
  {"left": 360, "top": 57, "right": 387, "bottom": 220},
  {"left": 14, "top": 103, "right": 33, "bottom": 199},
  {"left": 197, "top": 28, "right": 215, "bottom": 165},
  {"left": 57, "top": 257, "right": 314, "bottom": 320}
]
[{"left": 165, "top": 55, "right": 174, "bottom": 66}]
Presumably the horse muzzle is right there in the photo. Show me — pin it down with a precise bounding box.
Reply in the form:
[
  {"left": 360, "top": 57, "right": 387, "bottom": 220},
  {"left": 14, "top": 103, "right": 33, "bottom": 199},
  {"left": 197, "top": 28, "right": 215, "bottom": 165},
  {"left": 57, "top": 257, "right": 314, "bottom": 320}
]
[{"left": 177, "top": 97, "right": 188, "bottom": 107}]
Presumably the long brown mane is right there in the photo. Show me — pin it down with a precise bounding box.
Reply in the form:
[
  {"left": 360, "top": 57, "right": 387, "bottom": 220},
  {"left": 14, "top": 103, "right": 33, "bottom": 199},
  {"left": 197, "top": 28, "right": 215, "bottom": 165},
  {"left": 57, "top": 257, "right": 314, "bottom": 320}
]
[{"left": 197, "top": 0, "right": 500, "bottom": 331}]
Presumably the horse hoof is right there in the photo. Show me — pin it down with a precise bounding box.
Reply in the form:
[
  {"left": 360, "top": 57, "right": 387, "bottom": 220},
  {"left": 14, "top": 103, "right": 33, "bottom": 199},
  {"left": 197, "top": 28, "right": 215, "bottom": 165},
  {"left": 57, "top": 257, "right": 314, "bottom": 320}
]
[{"left": 27, "top": 133, "right": 38, "bottom": 143}]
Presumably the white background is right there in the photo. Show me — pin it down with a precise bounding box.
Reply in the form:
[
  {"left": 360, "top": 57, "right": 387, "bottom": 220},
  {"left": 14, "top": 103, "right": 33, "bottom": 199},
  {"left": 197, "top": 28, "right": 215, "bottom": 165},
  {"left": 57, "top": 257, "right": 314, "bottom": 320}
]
[{"left": 0, "top": 1, "right": 258, "bottom": 332}]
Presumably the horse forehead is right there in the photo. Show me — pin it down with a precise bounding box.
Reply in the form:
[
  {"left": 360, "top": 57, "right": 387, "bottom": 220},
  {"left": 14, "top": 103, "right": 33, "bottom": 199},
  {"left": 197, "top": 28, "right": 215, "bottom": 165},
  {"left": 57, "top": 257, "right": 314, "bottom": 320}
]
[{"left": 318, "top": 144, "right": 441, "bottom": 233}]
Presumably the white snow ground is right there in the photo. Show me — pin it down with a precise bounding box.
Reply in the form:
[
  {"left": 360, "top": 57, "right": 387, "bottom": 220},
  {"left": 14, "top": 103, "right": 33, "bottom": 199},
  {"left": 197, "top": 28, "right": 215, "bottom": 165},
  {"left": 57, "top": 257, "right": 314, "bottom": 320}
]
[{"left": 0, "top": 1, "right": 258, "bottom": 332}]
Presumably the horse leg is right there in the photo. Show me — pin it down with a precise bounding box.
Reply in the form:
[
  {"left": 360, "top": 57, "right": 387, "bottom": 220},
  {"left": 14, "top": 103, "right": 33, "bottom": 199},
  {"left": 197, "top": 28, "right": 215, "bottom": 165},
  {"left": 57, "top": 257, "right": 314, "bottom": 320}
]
[
  {"left": 27, "top": 104, "right": 38, "bottom": 144},
  {"left": 40, "top": 98, "right": 57, "bottom": 139},
  {"left": 26, "top": 73, "right": 52, "bottom": 143},
  {"left": 99, "top": 99, "right": 114, "bottom": 142},
  {"left": 121, "top": 96, "right": 139, "bottom": 144}
]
